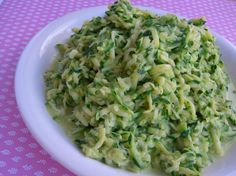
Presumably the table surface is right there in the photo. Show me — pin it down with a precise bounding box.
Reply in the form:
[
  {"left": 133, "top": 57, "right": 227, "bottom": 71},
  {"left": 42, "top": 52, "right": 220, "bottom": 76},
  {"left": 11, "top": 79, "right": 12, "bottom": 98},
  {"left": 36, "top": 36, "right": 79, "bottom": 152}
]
[{"left": 0, "top": 0, "right": 236, "bottom": 175}]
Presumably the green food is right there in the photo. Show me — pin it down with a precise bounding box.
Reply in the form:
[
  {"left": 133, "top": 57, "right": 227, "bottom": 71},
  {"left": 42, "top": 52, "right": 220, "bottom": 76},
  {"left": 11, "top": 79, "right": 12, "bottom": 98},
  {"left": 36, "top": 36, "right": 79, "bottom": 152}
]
[{"left": 44, "top": 0, "right": 236, "bottom": 175}]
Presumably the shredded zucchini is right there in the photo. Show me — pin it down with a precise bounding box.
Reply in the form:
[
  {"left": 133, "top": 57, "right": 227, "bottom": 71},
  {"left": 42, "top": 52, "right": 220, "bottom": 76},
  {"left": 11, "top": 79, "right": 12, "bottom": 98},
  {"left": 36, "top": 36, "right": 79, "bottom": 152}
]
[{"left": 44, "top": 0, "right": 236, "bottom": 175}]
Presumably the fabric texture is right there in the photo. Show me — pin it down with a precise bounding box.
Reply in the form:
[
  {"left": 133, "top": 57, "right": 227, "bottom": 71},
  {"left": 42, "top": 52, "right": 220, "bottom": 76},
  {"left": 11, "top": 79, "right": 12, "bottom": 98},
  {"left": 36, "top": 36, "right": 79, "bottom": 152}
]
[{"left": 0, "top": 0, "right": 235, "bottom": 175}]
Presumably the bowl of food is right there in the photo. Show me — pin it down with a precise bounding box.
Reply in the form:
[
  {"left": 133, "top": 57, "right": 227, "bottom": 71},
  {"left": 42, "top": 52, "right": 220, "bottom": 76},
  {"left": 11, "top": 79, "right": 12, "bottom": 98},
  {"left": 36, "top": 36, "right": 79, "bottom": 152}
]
[{"left": 15, "top": 0, "right": 236, "bottom": 176}]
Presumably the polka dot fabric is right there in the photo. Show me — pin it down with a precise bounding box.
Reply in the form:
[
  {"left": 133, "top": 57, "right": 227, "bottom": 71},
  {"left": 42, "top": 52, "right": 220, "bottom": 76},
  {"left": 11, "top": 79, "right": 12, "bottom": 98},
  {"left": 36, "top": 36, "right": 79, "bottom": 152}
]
[{"left": 0, "top": 0, "right": 235, "bottom": 175}]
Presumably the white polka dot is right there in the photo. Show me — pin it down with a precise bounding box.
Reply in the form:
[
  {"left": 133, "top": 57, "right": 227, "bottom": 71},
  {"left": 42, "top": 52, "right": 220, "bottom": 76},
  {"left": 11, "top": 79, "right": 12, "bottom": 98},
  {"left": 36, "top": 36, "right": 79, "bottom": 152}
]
[
  {"left": 39, "top": 149, "right": 48, "bottom": 155},
  {"left": 20, "top": 128, "right": 29, "bottom": 134},
  {"left": 26, "top": 152, "right": 35, "bottom": 158},
  {"left": 15, "top": 146, "right": 24, "bottom": 152},
  {"left": 29, "top": 143, "right": 38, "bottom": 149},
  {"left": 1, "top": 149, "right": 11, "bottom": 155},
  {"left": 11, "top": 122, "right": 19, "bottom": 127},
  {"left": 8, "top": 131, "right": 16, "bottom": 136},
  {"left": 0, "top": 161, "right": 6, "bottom": 168},
  {"left": 48, "top": 167, "right": 58, "bottom": 174},
  {"left": 34, "top": 171, "right": 44, "bottom": 176},
  {"left": 4, "top": 108, "right": 12, "bottom": 113},
  {"left": 8, "top": 168, "right": 18, "bottom": 174},
  {"left": 22, "top": 164, "right": 33, "bottom": 171},
  {"left": 37, "top": 159, "right": 47, "bottom": 165},
  {"left": 0, "top": 116, "right": 8, "bottom": 121},
  {"left": 18, "top": 136, "right": 27, "bottom": 143},
  {"left": 4, "top": 139, "right": 14, "bottom": 146},
  {"left": 0, "top": 124, "right": 7, "bottom": 128},
  {"left": 11, "top": 156, "right": 21, "bottom": 162}
]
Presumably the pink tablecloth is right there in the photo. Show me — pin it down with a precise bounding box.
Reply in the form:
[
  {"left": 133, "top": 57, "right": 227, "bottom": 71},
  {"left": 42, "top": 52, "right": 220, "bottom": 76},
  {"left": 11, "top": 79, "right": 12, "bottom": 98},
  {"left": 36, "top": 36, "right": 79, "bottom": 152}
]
[{"left": 0, "top": 0, "right": 236, "bottom": 175}]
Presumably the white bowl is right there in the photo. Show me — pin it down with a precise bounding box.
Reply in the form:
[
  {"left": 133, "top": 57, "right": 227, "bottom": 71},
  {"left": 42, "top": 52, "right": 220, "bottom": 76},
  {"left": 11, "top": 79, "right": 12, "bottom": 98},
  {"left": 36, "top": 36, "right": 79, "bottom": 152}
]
[{"left": 15, "top": 6, "right": 236, "bottom": 176}]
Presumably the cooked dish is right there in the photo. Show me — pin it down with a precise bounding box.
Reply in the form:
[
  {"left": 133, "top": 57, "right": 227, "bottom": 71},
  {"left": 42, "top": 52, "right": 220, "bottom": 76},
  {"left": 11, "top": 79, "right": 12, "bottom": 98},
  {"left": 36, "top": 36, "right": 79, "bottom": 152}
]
[{"left": 44, "top": 0, "right": 236, "bottom": 175}]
